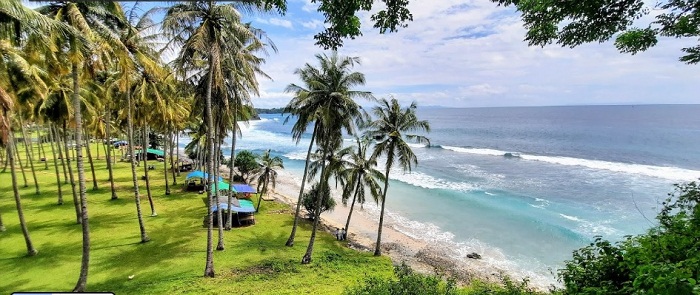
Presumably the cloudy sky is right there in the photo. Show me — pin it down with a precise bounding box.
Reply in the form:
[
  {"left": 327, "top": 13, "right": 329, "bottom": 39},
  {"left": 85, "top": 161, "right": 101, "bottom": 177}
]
[
  {"left": 27, "top": 0, "right": 700, "bottom": 108},
  {"left": 243, "top": 0, "right": 700, "bottom": 108}
]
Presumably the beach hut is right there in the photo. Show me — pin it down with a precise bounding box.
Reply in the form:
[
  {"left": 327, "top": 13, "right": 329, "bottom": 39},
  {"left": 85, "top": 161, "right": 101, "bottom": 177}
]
[
  {"left": 184, "top": 171, "right": 224, "bottom": 191},
  {"left": 210, "top": 199, "right": 256, "bottom": 227}
]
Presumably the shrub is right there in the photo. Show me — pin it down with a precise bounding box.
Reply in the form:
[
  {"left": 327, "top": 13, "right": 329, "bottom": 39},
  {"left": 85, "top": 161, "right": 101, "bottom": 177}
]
[
  {"left": 302, "top": 183, "right": 335, "bottom": 219},
  {"left": 558, "top": 181, "right": 700, "bottom": 295},
  {"left": 344, "top": 262, "right": 457, "bottom": 295},
  {"left": 234, "top": 150, "right": 258, "bottom": 182}
]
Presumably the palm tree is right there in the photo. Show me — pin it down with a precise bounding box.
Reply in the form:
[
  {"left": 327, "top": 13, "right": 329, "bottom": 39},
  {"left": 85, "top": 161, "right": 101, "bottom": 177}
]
[
  {"left": 17, "top": 114, "right": 39, "bottom": 194},
  {"left": 254, "top": 149, "right": 283, "bottom": 212},
  {"left": 341, "top": 136, "right": 385, "bottom": 234},
  {"left": 6, "top": 134, "right": 38, "bottom": 256},
  {"left": 163, "top": 0, "right": 278, "bottom": 277},
  {"left": 284, "top": 52, "right": 373, "bottom": 248},
  {"left": 367, "top": 97, "right": 430, "bottom": 256},
  {"left": 39, "top": 1, "right": 127, "bottom": 290},
  {"left": 1, "top": 85, "right": 37, "bottom": 257},
  {"left": 102, "top": 87, "right": 118, "bottom": 200},
  {"left": 48, "top": 125, "right": 63, "bottom": 204}
]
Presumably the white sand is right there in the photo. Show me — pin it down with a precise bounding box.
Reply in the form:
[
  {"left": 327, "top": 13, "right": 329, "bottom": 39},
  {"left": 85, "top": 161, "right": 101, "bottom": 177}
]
[{"left": 258, "top": 168, "right": 551, "bottom": 290}]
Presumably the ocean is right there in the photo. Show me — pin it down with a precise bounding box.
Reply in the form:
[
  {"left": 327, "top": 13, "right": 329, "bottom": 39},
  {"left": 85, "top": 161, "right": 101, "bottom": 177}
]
[{"left": 179, "top": 104, "right": 700, "bottom": 286}]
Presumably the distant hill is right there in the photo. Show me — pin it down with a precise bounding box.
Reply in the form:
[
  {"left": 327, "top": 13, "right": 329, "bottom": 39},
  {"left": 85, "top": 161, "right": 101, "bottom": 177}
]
[{"left": 254, "top": 108, "right": 284, "bottom": 114}]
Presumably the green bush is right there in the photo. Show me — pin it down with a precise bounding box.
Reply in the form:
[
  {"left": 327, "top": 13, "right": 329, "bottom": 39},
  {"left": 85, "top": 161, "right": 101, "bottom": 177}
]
[
  {"left": 234, "top": 150, "right": 258, "bottom": 182},
  {"left": 467, "top": 276, "right": 550, "bottom": 295},
  {"left": 344, "top": 263, "right": 458, "bottom": 295},
  {"left": 558, "top": 181, "right": 700, "bottom": 295},
  {"left": 302, "top": 183, "right": 335, "bottom": 219}
]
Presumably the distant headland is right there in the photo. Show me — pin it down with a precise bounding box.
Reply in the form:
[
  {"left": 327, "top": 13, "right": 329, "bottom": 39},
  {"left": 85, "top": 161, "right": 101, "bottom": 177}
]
[{"left": 251, "top": 108, "right": 284, "bottom": 120}]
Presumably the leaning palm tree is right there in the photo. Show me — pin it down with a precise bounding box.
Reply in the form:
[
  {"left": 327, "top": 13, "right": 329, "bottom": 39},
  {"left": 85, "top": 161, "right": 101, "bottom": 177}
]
[
  {"left": 254, "top": 149, "right": 283, "bottom": 212},
  {"left": 341, "top": 136, "right": 385, "bottom": 234},
  {"left": 163, "top": 0, "right": 279, "bottom": 277},
  {"left": 366, "top": 97, "right": 430, "bottom": 256},
  {"left": 1, "top": 85, "right": 37, "bottom": 256},
  {"left": 284, "top": 52, "right": 373, "bottom": 248}
]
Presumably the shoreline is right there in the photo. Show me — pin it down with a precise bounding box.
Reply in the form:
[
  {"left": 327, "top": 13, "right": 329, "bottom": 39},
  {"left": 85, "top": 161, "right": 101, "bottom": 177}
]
[{"left": 261, "top": 168, "right": 552, "bottom": 290}]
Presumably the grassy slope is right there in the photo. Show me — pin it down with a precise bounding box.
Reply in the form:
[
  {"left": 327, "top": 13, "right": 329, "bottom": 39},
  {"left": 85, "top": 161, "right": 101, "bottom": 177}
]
[{"left": 0, "top": 142, "right": 394, "bottom": 294}]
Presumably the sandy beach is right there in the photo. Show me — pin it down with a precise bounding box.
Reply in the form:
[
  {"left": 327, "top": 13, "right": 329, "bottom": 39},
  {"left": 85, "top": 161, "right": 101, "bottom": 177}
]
[{"left": 257, "top": 167, "right": 550, "bottom": 290}]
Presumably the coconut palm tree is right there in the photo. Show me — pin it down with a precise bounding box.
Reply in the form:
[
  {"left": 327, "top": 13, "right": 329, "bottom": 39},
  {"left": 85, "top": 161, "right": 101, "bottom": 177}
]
[
  {"left": 39, "top": 1, "right": 127, "bottom": 290},
  {"left": 48, "top": 125, "right": 63, "bottom": 204},
  {"left": 0, "top": 58, "right": 37, "bottom": 256},
  {"left": 17, "top": 114, "right": 39, "bottom": 194},
  {"left": 254, "top": 149, "right": 283, "bottom": 212},
  {"left": 367, "top": 97, "right": 430, "bottom": 256},
  {"left": 284, "top": 52, "right": 373, "bottom": 248},
  {"left": 163, "top": 0, "right": 279, "bottom": 277},
  {"left": 341, "top": 136, "right": 385, "bottom": 234}
]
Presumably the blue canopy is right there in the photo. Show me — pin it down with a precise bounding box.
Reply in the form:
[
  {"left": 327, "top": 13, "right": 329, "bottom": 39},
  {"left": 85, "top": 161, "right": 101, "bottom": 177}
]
[
  {"left": 233, "top": 184, "right": 257, "bottom": 193},
  {"left": 186, "top": 171, "right": 224, "bottom": 182},
  {"left": 211, "top": 201, "right": 255, "bottom": 213}
]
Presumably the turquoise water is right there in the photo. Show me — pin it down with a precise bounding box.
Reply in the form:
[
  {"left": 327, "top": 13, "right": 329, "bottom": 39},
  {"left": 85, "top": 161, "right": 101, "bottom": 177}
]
[{"left": 179, "top": 105, "right": 700, "bottom": 285}]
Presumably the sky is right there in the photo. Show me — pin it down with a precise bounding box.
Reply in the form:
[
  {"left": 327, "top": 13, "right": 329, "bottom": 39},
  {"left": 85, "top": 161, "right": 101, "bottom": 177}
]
[{"left": 27, "top": 0, "right": 700, "bottom": 108}]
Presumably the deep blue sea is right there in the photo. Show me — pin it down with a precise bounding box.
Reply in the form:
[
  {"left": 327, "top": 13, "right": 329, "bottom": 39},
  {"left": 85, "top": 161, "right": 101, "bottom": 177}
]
[{"left": 180, "top": 104, "right": 700, "bottom": 286}]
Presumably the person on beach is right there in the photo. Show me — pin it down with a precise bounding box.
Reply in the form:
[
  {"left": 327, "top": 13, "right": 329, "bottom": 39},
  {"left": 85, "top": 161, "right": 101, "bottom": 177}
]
[
  {"left": 335, "top": 228, "right": 341, "bottom": 240},
  {"left": 340, "top": 228, "right": 346, "bottom": 241}
]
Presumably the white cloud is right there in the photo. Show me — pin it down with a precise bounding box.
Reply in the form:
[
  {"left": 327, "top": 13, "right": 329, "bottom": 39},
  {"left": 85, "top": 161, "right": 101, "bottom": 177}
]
[
  {"left": 256, "top": 17, "right": 293, "bottom": 28},
  {"left": 301, "top": 19, "right": 324, "bottom": 30},
  {"left": 250, "top": 0, "right": 700, "bottom": 108}
]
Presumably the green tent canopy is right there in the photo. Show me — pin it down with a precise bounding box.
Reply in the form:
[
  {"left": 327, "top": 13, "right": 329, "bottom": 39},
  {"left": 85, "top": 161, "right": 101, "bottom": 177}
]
[
  {"left": 135, "top": 148, "right": 165, "bottom": 157},
  {"left": 210, "top": 181, "right": 236, "bottom": 194}
]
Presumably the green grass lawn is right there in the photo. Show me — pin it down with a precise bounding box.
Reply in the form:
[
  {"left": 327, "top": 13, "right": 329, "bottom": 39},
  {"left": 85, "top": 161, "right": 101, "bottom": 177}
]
[{"left": 0, "top": 142, "right": 394, "bottom": 294}]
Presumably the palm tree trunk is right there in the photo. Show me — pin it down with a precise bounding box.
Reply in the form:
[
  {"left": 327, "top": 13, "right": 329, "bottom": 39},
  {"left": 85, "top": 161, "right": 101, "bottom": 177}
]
[
  {"left": 1, "top": 147, "right": 7, "bottom": 172},
  {"left": 13, "top": 140, "right": 28, "bottom": 187},
  {"left": 95, "top": 136, "right": 100, "bottom": 160},
  {"left": 203, "top": 54, "right": 216, "bottom": 278},
  {"left": 286, "top": 122, "right": 318, "bottom": 247},
  {"left": 374, "top": 168, "right": 392, "bottom": 256},
  {"left": 105, "top": 110, "right": 117, "bottom": 200},
  {"left": 142, "top": 125, "right": 156, "bottom": 216},
  {"left": 215, "top": 138, "right": 225, "bottom": 251},
  {"left": 64, "top": 123, "right": 81, "bottom": 224},
  {"left": 127, "top": 85, "right": 150, "bottom": 243},
  {"left": 18, "top": 115, "right": 39, "bottom": 194},
  {"left": 7, "top": 141, "right": 38, "bottom": 256},
  {"left": 226, "top": 117, "right": 237, "bottom": 231},
  {"left": 38, "top": 127, "right": 49, "bottom": 170},
  {"left": 101, "top": 138, "right": 107, "bottom": 160},
  {"left": 84, "top": 132, "right": 98, "bottom": 190},
  {"left": 164, "top": 127, "right": 170, "bottom": 195},
  {"left": 71, "top": 61, "right": 90, "bottom": 292},
  {"left": 176, "top": 132, "right": 180, "bottom": 176},
  {"left": 256, "top": 175, "right": 267, "bottom": 213},
  {"left": 54, "top": 125, "right": 69, "bottom": 184},
  {"left": 170, "top": 131, "right": 177, "bottom": 185},
  {"left": 302, "top": 149, "right": 327, "bottom": 264},
  {"left": 345, "top": 173, "right": 363, "bottom": 233},
  {"left": 49, "top": 126, "right": 64, "bottom": 205}
]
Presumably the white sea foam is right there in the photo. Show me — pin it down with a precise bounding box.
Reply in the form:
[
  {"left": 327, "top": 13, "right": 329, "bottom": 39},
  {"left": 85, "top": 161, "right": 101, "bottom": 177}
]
[
  {"left": 484, "top": 191, "right": 496, "bottom": 196},
  {"left": 559, "top": 214, "right": 618, "bottom": 236},
  {"left": 283, "top": 152, "right": 308, "bottom": 161},
  {"left": 406, "top": 142, "right": 429, "bottom": 148},
  {"left": 559, "top": 214, "right": 583, "bottom": 222},
  {"left": 441, "top": 145, "right": 504, "bottom": 156},
  {"left": 360, "top": 204, "right": 558, "bottom": 289},
  {"left": 390, "top": 169, "right": 477, "bottom": 192},
  {"left": 440, "top": 146, "right": 700, "bottom": 181}
]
